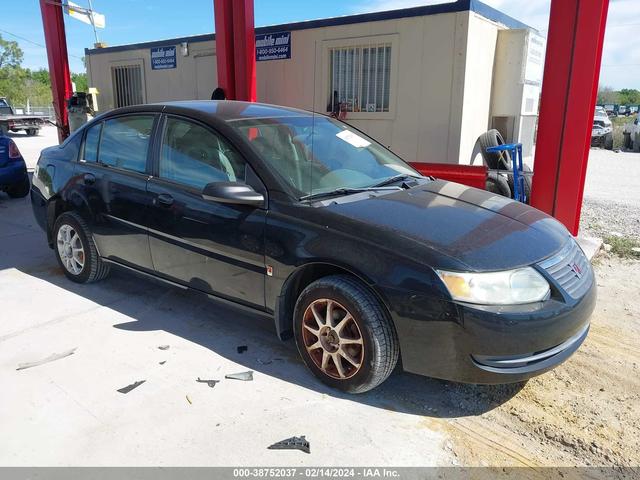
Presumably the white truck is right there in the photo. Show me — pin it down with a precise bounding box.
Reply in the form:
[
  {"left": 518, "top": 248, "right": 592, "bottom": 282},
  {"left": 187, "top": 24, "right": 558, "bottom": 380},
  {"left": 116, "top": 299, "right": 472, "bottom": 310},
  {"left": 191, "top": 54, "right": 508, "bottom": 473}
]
[{"left": 591, "top": 106, "right": 613, "bottom": 150}]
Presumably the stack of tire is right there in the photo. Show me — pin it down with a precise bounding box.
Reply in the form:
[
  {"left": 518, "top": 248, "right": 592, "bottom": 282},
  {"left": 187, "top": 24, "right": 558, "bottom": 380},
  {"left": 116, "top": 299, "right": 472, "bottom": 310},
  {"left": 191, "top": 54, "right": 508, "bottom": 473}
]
[{"left": 479, "top": 129, "right": 532, "bottom": 204}]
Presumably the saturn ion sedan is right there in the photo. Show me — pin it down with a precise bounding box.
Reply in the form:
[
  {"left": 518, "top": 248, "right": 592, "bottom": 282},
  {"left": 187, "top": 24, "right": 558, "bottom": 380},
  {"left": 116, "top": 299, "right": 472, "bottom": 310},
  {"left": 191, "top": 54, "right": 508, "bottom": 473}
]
[{"left": 30, "top": 101, "right": 596, "bottom": 393}]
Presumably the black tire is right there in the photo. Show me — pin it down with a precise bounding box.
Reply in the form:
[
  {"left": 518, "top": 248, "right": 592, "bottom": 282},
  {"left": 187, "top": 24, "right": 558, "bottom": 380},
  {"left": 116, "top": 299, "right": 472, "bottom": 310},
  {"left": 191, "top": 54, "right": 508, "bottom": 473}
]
[
  {"left": 485, "top": 173, "right": 511, "bottom": 198},
  {"left": 26, "top": 128, "right": 38, "bottom": 136},
  {"left": 6, "top": 175, "right": 30, "bottom": 198},
  {"left": 604, "top": 132, "right": 613, "bottom": 150},
  {"left": 506, "top": 165, "right": 532, "bottom": 203},
  {"left": 293, "top": 275, "right": 399, "bottom": 394},
  {"left": 479, "top": 129, "right": 511, "bottom": 170},
  {"left": 53, "top": 212, "right": 110, "bottom": 283}
]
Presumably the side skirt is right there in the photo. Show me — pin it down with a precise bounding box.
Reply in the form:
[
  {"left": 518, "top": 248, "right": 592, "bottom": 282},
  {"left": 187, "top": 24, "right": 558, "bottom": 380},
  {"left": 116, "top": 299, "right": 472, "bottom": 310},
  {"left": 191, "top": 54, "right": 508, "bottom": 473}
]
[{"left": 101, "top": 257, "right": 274, "bottom": 321}]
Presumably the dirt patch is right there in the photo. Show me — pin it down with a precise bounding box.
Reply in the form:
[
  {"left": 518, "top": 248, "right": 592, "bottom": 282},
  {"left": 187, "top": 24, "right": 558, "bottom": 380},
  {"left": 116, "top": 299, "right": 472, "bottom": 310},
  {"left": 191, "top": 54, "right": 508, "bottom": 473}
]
[{"left": 437, "top": 255, "right": 640, "bottom": 468}]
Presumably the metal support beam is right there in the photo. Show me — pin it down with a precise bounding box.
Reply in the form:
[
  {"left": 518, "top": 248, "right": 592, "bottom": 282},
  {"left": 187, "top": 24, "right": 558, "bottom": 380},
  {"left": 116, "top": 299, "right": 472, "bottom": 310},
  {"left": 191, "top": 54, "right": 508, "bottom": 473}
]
[
  {"left": 232, "top": 0, "right": 256, "bottom": 102},
  {"left": 214, "top": 0, "right": 235, "bottom": 100},
  {"left": 531, "top": 0, "right": 610, "bottom": 235},
  {"left": 213, "top": 0, "right": 256, "bottom": 101},
  {"left": 39, "top": 0, "right": 73, "bottom": 142}
]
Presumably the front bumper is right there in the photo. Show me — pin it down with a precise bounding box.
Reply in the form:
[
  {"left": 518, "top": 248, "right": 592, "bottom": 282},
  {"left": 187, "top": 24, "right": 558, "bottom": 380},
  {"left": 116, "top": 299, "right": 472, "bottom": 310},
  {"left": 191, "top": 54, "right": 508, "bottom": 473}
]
[{"left": 389, "top": 253, "right": 597, "bottom": 384}]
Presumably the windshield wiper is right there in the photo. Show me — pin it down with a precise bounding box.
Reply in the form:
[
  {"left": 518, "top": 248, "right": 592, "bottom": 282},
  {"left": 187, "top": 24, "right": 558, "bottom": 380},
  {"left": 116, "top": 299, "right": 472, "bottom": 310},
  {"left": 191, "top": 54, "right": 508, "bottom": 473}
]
[
  {"left": 300, "top": 186, "right": 400, "bottom": 202},
  {"left": 369, "top": 174, "right": 421, "bottom": 189}
]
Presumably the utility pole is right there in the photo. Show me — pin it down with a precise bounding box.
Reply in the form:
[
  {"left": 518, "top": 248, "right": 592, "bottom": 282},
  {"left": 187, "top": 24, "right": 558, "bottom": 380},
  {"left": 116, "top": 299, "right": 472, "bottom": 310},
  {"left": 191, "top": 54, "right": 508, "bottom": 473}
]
[{"left": 86, "top": 0, "right": 100, "bottom": 46}]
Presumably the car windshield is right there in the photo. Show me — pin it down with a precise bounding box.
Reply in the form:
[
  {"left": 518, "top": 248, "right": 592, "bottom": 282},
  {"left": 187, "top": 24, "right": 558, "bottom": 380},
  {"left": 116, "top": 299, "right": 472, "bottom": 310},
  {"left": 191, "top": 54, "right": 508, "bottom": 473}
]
[{"left": 229, "top": 115, "right": 419, "bottom": 198}]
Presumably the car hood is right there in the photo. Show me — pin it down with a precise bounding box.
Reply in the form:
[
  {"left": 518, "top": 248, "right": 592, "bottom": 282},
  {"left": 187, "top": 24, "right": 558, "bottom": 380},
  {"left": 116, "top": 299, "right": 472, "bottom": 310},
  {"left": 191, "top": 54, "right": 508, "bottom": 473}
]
[{"left": 323, "top": 180, "right": 571, "bottom": 271}]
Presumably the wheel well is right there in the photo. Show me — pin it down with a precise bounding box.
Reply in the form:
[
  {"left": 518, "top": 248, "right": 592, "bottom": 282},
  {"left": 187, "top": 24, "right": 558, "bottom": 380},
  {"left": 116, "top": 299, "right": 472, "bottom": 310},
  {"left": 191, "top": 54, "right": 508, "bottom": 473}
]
[
  {"left": 275, "top": 263, "right": 387, "bottom": 340},
  {"left": 46, "top": 197, "right": 75, "bottom": 245}
]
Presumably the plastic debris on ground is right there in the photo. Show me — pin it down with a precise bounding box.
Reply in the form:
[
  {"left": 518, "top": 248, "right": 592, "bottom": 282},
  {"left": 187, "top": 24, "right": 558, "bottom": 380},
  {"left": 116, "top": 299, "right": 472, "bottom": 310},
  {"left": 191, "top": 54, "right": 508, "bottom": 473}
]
[
  {"left": 225, "top": 371, "right": 253, "bottom": 381},
  {"left": 158, "top": 345, "right": 170, "bottom": 350},
  {"left": 268, "top": 436, "right": 310, "bottom": 454},
  {"left": 16, "top": 348, "right": 77, "bottom": 371},
  {"left": 117, "top": 380, "right": 146, "bottom": 394},
  {"left": 196, "top": 377, "right": 220, "bottom": 388}
]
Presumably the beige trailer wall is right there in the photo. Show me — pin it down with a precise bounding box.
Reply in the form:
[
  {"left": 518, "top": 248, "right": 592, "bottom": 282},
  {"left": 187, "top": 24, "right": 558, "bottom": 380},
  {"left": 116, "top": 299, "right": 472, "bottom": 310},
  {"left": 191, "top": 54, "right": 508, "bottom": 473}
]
[{"left": 87, "top": 10, "right": 504, "bottom": 164}]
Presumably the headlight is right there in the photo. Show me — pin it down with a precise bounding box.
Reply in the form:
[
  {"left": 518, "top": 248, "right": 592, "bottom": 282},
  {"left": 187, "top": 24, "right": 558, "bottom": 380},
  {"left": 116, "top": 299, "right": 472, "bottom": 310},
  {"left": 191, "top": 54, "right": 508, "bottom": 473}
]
[{"left": 437, "top": 267, "right": 550, "bottom": 305}]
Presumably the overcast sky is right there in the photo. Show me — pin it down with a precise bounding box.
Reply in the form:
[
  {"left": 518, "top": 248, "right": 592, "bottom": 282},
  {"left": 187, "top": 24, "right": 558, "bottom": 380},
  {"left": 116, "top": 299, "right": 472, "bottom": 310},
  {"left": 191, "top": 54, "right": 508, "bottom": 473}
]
[{"left": 2, "top": 0, "right": 638, "bottom": 89}]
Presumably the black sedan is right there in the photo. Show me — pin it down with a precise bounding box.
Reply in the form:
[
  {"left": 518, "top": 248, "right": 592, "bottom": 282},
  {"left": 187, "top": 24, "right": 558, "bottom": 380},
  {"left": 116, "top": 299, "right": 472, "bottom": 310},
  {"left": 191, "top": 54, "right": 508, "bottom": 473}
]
[{"left": 30, "top": 101, "right": 596, "bottom": 393}]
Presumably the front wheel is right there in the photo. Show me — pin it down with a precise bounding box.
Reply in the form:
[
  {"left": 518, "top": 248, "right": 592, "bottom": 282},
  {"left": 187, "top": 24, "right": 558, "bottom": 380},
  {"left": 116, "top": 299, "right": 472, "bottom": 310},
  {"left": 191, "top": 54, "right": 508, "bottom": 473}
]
[
  {"left": 293, "top": 275, "right": 399, "bottom": 393},
  {"left": 53, "top": 212, "right": 110, "bottom": 283}
]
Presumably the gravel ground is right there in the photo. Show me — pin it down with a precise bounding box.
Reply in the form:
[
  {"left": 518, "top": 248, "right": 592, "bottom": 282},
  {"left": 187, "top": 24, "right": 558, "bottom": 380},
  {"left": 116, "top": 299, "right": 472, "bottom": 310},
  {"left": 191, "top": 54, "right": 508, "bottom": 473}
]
[{"left": 581, "top": 148, "right": 640, "bottom": 239}]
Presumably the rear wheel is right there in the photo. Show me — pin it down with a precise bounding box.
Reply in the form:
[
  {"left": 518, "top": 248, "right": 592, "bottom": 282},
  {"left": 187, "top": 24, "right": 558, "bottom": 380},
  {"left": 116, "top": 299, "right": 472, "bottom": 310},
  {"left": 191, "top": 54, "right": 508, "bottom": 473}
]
[
  {"left": 6, "top": 176, "right": 30, "bottom": 198},
  {"left": 26, "top": 128, "right": 38, "bottom": 136},
  {"left": 293, "top": 275, "right": 399, "bottom": 393},
  {"left": 53, "top": 212, "right": 110, "bottom": 283}
]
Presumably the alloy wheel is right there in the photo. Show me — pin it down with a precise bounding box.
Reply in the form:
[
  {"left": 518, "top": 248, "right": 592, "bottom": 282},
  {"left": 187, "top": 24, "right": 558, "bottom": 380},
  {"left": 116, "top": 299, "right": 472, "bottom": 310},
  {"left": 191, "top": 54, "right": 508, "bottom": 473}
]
[
  {"left": 56, "top": 224, "right": 85, "bottom": 275},
  {"left": 301, "top": 298, "right": 364, "bottom": 379}
]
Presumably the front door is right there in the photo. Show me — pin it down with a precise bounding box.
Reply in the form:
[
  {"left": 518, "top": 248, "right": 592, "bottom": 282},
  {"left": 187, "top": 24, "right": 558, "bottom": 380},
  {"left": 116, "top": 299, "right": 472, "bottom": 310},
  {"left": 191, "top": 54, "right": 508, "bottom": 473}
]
[
  {"left": 146, "top": 115, "right": 266, "bottom": 308},
  {"left": 76, "top": 114, "right": 157, "bottom": 270}
]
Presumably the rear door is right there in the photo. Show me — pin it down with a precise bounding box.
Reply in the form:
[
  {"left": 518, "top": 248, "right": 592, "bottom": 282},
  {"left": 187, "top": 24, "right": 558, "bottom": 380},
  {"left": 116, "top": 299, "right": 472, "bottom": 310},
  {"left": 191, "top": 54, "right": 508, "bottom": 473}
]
[
  {"left": 146, "top": 115, "right": 266, "bottom": 308},
  {"left": 76, "top": 114, "right": 157, "bottom": 270}
]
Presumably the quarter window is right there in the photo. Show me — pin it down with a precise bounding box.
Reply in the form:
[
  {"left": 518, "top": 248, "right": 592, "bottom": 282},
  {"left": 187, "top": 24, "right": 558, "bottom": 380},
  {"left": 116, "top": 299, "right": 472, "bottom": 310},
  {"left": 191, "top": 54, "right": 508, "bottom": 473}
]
[
  {"left": 327, "top": 43, "right": 392, "bottom": 114},
  {"left": 83, "top": 122, "right": 102, "bottom": 162},
  {"left": 98, "top": 115, "right": 154, "bottom": 173},
  {"left": 159, "top": 117, "right": 246, "bottom": 190}
]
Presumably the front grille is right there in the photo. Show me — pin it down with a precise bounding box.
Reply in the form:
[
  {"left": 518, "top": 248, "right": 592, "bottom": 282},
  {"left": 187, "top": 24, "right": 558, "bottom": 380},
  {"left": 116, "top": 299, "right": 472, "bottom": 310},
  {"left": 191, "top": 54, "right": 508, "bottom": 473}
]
[{"left": 538, "top": 240, "right": 592, "bottom": 299}]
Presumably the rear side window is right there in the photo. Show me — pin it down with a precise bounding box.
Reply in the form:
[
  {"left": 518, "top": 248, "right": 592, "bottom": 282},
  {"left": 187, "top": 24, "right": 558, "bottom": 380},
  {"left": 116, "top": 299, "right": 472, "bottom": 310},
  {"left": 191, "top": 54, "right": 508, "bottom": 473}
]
[
  {"left": 98, "top": 115, "right": 154, "bottom": 173},
  {"left": 83, "top": 122, "right": 102, "bottom": 162}
]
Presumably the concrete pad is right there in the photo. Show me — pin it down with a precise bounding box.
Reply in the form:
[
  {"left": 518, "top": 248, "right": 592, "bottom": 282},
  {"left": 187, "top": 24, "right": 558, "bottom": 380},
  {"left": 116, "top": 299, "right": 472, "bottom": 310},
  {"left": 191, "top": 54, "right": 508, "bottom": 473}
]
[
  {"left": 576, "top": 235, "right": 603, "bottom": 261},
  {"left": 0, "top": 193, "right": 451, "bottom": 466}
]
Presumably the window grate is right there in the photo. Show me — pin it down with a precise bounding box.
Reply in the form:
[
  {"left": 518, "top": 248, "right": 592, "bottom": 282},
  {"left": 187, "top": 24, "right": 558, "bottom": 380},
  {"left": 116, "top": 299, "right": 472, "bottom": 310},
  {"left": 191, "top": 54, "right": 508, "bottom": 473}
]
[
  {"left": 112, "top": 65, "right": 144, "bottom": 108},
  {"left": 328, "top": 43, "right": 391, "bottom": 114}
]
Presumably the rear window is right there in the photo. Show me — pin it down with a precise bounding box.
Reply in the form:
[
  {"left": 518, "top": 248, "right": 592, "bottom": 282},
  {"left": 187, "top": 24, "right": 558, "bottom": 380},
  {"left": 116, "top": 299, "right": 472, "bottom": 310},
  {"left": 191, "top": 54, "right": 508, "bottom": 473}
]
[{"left": 98, "top": 115, "right": 154, "bottom": 173}]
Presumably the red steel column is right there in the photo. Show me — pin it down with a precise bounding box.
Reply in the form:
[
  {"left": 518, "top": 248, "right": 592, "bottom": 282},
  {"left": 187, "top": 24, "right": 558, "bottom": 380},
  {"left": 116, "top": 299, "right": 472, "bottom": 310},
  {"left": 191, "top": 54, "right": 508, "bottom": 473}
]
[
  {"left": 39, "top": 0, "right": 73, "bottom": 142},
  {"left": 531, "top": 0, "right": 610, "bottom": 235},
  {"left": 231, "top": 0, "right": 256, "bottom": 102},
  {"left": 214, "top": 0, "right": 236, "bottom": 100}
]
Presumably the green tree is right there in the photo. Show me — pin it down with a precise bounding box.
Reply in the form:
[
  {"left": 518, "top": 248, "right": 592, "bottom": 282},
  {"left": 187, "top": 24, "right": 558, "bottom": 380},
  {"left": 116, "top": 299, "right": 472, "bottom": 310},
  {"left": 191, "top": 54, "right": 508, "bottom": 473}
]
[
  {"left": 31, "top": 68, "right": 51, "bottom": 87},
  {"left": 0, "top": 34, "right": 23, "bottom": 69},
  {"left": 71, "top": 72, "right": 88, "bottom": 92},
  {"left": 597, "top": 85, "right": 619, "bottom": 105},
  {"left": 618, "top": 89, "right": 640, "bottom": 105}
]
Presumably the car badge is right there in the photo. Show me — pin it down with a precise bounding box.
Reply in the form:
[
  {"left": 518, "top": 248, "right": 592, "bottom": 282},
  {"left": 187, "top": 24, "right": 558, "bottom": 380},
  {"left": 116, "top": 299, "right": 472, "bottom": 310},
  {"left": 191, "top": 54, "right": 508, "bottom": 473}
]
[{"left": 570, "top": 262, "right": 583, "bottom": 278}]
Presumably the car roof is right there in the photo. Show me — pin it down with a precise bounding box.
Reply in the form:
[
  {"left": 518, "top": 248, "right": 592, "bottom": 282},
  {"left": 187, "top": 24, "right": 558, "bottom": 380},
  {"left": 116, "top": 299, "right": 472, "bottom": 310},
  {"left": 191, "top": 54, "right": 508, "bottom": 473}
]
[{"left": 114, "top": 100, "right": 315, "bottom": 122}]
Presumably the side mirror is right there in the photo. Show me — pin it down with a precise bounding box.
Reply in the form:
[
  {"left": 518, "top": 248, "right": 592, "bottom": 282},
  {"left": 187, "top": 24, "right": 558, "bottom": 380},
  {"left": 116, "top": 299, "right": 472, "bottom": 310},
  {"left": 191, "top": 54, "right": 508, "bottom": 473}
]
[{"left": 202, "top": 182, "right": 264, "bottom": 207}]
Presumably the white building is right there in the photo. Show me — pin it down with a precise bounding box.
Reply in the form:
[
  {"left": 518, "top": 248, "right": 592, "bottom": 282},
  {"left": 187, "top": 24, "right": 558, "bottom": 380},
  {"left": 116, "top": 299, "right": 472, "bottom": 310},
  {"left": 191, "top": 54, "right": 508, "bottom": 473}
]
[{"left": 85, "top": 0, "right": 543, "bottom": 165}]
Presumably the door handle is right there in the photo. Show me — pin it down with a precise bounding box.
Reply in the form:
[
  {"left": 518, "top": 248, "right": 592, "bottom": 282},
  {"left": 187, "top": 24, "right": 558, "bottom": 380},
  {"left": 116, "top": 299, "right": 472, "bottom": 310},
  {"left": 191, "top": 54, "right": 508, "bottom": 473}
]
[
  {"left": 156, "top": 193, "right": 174, "bottom": 206},
  {"left": 83, "top": 173, "right": 96, "bottom": 185}
]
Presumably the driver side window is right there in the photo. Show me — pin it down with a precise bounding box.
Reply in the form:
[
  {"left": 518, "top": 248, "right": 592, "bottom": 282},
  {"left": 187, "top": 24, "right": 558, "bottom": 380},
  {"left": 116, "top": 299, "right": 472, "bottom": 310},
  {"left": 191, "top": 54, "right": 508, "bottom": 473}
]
[{"left": 159, "top": 117, "right": 246, "bottom": 190}]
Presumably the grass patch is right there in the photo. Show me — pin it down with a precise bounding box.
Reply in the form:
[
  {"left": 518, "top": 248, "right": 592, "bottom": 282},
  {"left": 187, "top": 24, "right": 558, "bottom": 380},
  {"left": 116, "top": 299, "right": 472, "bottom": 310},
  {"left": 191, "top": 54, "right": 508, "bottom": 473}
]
[{"left": 603, "top": 235, "right": 640, "bottom": 258}]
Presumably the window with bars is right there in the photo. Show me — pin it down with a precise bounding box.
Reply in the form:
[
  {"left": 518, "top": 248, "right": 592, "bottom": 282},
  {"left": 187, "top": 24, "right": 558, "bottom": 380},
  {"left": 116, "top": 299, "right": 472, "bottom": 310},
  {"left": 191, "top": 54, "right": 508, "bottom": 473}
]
[
  {"left": 327, "top": 43, "right": 392, "bottom": 114},
  {"left": 111, "top": 64, "right": 144, "bottom": 108}
]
